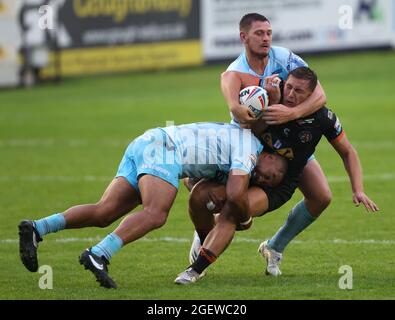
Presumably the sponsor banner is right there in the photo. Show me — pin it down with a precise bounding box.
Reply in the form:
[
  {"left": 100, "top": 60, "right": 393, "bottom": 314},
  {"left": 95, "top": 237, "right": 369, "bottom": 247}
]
[
  {"left": 202, "top": 0, "right": 394, "bottom": 60},
  {"left": 393, "top": 0, "right": 395, "bottom": 46},
  {"left": 0, "top": 21, "right": 21, "bottom": 46},
  {"left": 57, "top": 0, "right": 199, "bottom": 48},
  {"left": 40, "top": 40, "right": 202, "bottom": 77},
  {"left": 0, "top": 43, "right": 21, "bottom": 88},
  {"left": 36, "top": 0, "right": 202, "bottom": 76},
  {"left": 0, "top": 0, "right": 22, "bottom": 18},
  {"left": 0, "top": 0, "right": 22, "bottom": 47},
  {"left": 0, "top": 0, "right": 22, "bottom": 87}
]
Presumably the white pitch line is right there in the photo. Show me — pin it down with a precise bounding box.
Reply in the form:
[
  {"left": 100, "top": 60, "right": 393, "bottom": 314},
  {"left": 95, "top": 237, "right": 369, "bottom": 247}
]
[
  {"left": 0, "top": 175, "right": 111, "bottom": 182},
  {"left": 327, "top": 173, "right": 395, "bottom": 183},
  {"left": 0, "top": 139, "right": 127, "bottom": 147},
  {"left": 0, "top": 173, "right": 394, "bottom": 183},
  {"left": 1, "top": 237, "right": 395, "bottom": 245}
]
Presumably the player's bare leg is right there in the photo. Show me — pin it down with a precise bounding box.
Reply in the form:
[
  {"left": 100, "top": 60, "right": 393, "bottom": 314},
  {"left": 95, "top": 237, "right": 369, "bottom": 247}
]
[
  {"left": 298, "top": 159, "right": 332, "bottom": 217},
  {"left": 261, "top": 159, "right": 331, "bottom": 276},
  {"left": 80, "top": 175, "right": 177, "bottom": 288},
  {"left": 65, "top": 177, "right": 141, "bottom": 228},
  {"left": 188, "top": 180, "right": 221, "bottom": 265},
  {"left": 189, "top": 180, "right": 225, "bottom": 242},
  {"left": 112, "top": 175, "right": 177, "bottom": 244},
  {"left": 19, "top": 177, "right": 140, "bottom": 272}
]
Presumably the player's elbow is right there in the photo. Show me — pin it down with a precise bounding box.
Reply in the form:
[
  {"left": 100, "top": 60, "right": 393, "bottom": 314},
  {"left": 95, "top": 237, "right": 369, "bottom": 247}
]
[
  {"left": 221, "top": 71, "right": 230, "bottom": 81},
  {"left": 220, "top": 71, "right": 236, "bottom": 89}
]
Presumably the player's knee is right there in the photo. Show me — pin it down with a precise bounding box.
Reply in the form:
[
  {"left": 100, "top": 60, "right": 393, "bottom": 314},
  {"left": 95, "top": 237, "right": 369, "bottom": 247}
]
[
  {"left": 319, "top": 189, "right": 332, "bottom": 209},
  {"left": 307, "top": 188, "right": 332, "bottom": 214},
  {"left": 189, "top": 186, "right": 210, "bottom": 212},
  {"left": 95, "top": 214, "right": 113, "bottom": 228},
  {"left": 144, "top": 208, "right": 169, "bottom": 229}
]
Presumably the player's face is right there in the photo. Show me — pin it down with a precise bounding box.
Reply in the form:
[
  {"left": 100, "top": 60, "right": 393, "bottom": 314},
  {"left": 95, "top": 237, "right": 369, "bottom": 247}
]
[
  {"left": 241, "top": 21, "right": 272, "bottom": 58},
  {"left": 252, "top": 153, "right": 286, "bottom": 188},
  {"left": 283, "top": 75, "right": 313, "bottom": 107}
]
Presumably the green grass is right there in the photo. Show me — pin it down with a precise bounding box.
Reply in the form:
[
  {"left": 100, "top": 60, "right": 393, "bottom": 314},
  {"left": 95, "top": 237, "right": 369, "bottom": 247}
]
[{"left": 1, "top": 50, "right": 395, "bottom": 300}]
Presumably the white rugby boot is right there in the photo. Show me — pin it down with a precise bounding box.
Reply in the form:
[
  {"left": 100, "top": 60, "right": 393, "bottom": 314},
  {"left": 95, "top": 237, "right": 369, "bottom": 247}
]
[
  {"left": 258, "top": 240, "right": 283, "bottom": 276},
  {"left": 174, "top": 267, "right": 202, "bottom": 285}
]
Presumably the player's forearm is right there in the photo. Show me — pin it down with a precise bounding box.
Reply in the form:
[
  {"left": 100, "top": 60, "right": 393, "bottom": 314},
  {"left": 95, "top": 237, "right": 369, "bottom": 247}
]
[
  {"left": 221, "top": 72, "right": 242, "bottom": 112},
  {"left": 342, "top": 147, "right": 364, "bottom": 193},
  {"left": 223, "top": 193, "right": 250, "bottom": 224},
  {"left": 293, "top": 81, "right": 326, "bottom": 118},
  {"left": 223, "top": 172, "right": 251, "bottom": 223}
]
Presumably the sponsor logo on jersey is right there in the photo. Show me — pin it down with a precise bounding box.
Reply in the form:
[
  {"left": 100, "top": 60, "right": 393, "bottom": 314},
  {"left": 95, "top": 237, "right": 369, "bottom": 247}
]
[
  {"left": 273, "top": 139, "right": 282, "bottom": 149},
  {"left": 261, "top": 132, "right": 274, "bottom": 148},
  {"left": 334, "top": 118, "right": 342, "bottom": 134},
  {"left": 298, "top": 131, "right": 313, "bottom": 143},
  {"left": 297, "top": 118, "right": 315, "bottom": 125},
  {"left": 141, "top": 164, "right": 171, "bottom": 177},
  {"left": 327, "top": 110, "right": 334, "bottom": 120},
  {"left": 283, "top": 128, "right": 290, "bottom": 137},
  {"left": 262, "top": 133, "right": 294, "bottom": 160},
  {"left": 288, "top": 53, "right": 307, "bottom": 68},
  {"left": 276, "top": 148, "right": 294, "bottom": 160}
]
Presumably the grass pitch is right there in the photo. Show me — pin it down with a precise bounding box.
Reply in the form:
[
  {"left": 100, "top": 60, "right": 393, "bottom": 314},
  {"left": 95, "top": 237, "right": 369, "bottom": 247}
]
[{"left": 1, "top": 51, "right": 394, "bottom": 300}]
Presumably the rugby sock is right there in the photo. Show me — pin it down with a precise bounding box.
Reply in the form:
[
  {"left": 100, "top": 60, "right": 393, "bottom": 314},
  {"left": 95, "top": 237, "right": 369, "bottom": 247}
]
[
  {"left": 91, "top": 233, "right": 123, "bottom": 261},
  {"left": 268, "top": 200, "right": 316, "bottom": 253},
  {"left": 33, "top": 213, "right": 66, "bottom": 237},
  {"left": 197, "top": 232, "right": 207, "bottom": 245},
  {"left": 191, "top": 247, "right": 217, "bottom": 274}
]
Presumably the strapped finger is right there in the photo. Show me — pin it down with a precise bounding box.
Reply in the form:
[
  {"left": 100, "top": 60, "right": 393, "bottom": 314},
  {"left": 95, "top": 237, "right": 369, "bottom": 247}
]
[{"left": 265, "top": 120, "right": 280, "bottom": 125}]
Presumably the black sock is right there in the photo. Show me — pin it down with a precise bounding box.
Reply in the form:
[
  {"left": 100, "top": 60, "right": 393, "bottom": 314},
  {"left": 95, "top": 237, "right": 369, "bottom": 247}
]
[
  {"left": 198, "top": 233, "right": 207, "bottom": 245},
  {"left": 191, "top": 247, "right": 217, "bottom": 274}
]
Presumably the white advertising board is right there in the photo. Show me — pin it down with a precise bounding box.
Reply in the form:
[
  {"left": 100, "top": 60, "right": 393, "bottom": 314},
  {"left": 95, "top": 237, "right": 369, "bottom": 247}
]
[
  {"left": 202, "top": 0, "right": 394, "bottom": 60},
  {"left": 0, "top": 0, "right": 23, "bottom": 87}
]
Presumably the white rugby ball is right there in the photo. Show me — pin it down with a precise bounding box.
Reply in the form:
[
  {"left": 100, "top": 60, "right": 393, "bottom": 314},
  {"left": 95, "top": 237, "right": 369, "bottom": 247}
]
[{"left": 239, "top": 86, "right": 269, "bottom": 119}]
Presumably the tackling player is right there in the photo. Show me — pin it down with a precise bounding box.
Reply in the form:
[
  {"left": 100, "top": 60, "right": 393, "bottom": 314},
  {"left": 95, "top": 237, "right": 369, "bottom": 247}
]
[
  {"left": 221, "top": 13, "right": 374, "bottom": 275},
  {"left": 175, "top": 67, "right": 378, "bottom": 284},
  {"left": 223, "top": 13, "right": 326, "bottom": 127},
  {"left": 18, "top": 122, "right": 287, "bottom": 288}
]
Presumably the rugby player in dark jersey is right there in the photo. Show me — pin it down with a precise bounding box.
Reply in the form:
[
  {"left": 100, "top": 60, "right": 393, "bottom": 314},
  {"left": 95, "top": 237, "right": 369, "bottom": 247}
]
[{"left": 175, "top": 67, "right": 378, "bottom": 284}]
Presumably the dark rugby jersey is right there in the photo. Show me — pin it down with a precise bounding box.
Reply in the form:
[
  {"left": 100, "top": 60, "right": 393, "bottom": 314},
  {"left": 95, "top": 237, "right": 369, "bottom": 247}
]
[{"left": 255, "top": 106, "right": 344, "bottom": 212}]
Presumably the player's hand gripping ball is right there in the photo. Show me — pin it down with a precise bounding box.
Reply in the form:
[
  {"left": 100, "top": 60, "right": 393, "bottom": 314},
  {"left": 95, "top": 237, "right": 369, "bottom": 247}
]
[{"left": 239, "top": 86, "right": 269, "bottom": 119}]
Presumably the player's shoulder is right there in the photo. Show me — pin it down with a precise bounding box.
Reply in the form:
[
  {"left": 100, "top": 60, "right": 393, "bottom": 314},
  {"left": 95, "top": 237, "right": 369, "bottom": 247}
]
[
  {"left": 270, "top": 46, "right": 307, "bottom": 70},
  {"left": 270, "top": 46, "right": 295, "bottom": 63},
  {"left": 313, "top": 106, "right": 338, "bottom": 125},
  {"left": 226, "top": 52, "right": 249, "bottom": 73},
  {"left": 270, "top": 45, "right": 292, "bottom": 57}
]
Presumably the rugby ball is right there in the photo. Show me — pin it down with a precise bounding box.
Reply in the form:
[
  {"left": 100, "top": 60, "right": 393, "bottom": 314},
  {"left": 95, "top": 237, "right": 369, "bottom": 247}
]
[{"left": 239, "top": 86, "right": 269, "bottom": 119}]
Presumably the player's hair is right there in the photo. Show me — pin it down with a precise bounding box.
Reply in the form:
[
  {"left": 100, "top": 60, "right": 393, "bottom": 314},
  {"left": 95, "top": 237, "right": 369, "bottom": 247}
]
[
  {"left": 239, "top": 13, "right": 270, "bottom": 32},
  {"left": 288, "top": 67, "right": 318, "bottom": 92}
]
